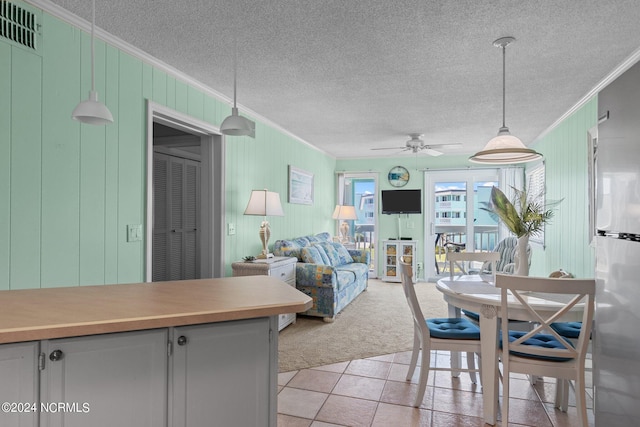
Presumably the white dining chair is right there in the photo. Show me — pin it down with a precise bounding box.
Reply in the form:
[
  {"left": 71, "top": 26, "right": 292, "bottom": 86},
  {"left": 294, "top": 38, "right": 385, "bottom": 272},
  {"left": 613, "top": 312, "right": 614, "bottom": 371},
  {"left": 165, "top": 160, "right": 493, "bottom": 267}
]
[
  {"left": 399, "top": 257, "right": 482, "bottom": 407},
  {"left": 446, "top": 251, "right": 500, "bottom": 282},
  {"left": 496, "top": 274, "right": 595, "bottom": 427}
]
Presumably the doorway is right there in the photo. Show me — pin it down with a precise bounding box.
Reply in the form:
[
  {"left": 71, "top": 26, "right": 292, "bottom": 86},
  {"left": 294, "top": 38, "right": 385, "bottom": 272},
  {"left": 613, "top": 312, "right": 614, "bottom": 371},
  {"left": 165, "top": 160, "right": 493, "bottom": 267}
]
[
  {"left": 424, "top": 169, "right": 499, "bottom": 281},
  {"left": 145, "top": 101, "right": 225, "bottom": 282},
  {"left": 337, "top": 173, "right": 378, "bottom": 277}
]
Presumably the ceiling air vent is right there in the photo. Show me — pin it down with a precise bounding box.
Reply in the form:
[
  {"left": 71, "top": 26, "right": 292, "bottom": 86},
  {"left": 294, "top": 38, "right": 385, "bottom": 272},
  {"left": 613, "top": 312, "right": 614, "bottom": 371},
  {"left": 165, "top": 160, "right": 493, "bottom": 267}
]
[{"left": 1, "top": 1, "right": 38, "bottom": 50}]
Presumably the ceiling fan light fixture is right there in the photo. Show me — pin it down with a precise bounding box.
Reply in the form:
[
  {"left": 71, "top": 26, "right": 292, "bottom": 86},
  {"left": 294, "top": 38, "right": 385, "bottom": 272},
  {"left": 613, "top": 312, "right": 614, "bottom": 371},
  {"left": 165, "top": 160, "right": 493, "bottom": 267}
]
[{"left": 470, "top": 37, "right": 542, "bottom": 164}]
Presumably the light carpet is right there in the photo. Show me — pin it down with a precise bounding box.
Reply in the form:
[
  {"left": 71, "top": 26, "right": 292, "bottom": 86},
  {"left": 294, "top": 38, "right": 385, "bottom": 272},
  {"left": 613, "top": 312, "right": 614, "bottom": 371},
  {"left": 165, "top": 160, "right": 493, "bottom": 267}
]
[{"left": 278, "top": 279, "right": 449, "bottom": 372}]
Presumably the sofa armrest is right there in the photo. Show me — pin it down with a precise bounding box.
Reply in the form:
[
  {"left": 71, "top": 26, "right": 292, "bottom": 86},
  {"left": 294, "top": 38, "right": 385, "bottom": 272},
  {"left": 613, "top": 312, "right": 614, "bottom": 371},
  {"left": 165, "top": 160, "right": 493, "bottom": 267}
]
[
  {"left": 296, "top": 263, "right": 337, "bottom": 288},
  {"left": 348, "top": 249, "right": 370, "bottom": 265}
]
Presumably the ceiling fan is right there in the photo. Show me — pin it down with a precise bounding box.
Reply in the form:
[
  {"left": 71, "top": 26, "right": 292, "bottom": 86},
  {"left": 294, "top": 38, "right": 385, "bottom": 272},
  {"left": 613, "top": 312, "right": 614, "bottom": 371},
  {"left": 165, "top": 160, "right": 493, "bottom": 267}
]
[{"left": 371, "top": 134, "right": 461, "bottom": 156}]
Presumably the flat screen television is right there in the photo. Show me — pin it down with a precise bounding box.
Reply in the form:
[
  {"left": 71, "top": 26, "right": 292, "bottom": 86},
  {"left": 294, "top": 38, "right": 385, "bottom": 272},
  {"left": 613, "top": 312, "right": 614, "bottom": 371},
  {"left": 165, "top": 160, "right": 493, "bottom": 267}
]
[{"left": 381, "top": 189, "right": 422, "bottom": 214}]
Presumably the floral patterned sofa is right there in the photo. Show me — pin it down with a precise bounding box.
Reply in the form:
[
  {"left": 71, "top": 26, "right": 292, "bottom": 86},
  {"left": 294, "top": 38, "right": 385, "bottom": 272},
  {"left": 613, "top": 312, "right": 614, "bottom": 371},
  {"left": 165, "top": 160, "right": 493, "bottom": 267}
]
[{"left": 273, "top": 232, "right": 369, "bottom": 322}]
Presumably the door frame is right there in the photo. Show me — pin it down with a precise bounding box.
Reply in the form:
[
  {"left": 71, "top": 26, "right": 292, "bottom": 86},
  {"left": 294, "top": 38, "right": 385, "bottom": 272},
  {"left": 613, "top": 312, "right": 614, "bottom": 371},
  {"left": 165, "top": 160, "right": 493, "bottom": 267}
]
[
  {"left": 336, "top": 172, "right": 379, "bottom": 278},
  {"left": 423, "top": 168, "right": 499, "bottom": 281},
  {"left": 145, "top": 101, "right": 225, "bottom": 281}
]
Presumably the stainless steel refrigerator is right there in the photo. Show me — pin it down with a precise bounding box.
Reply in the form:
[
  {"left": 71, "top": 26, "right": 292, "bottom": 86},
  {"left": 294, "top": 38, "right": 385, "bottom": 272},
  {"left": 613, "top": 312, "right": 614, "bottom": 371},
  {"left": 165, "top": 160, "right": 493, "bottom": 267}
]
[{"left": 594, "top": 60, "right": 640, "bottom": 426}]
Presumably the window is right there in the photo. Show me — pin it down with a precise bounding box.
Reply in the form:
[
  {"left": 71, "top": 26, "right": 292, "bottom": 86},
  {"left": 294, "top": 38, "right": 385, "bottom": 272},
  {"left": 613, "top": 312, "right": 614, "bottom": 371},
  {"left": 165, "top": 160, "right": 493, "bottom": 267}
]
[{"left": 526, "top": 161, "right": 546, "bottom": 247}]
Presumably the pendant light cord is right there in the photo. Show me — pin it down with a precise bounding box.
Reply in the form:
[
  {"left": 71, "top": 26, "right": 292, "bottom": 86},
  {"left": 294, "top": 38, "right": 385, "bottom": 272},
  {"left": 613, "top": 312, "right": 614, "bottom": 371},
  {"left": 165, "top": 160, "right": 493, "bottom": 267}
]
[
  {"left": 233, "top": 36, "right": 238, "bottom": 108},
  {"left": 501, "top": 43, "right": 506, "bottom": 129},
  {"left": 90, "top": 0, "right": 96, "bottom": 93}
]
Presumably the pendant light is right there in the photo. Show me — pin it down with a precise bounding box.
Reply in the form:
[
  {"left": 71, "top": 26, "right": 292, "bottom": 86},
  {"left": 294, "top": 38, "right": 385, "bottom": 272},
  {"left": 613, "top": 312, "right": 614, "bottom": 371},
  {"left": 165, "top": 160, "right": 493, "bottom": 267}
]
[
  {"left": 470, "top": 37, "right": 541, "bottom": 164},
  {"left": 220, "top": 40, "right": 255, "bottom": 137},
  {"left": 72, "top": 0, "right": 113, "bottom": 125}
]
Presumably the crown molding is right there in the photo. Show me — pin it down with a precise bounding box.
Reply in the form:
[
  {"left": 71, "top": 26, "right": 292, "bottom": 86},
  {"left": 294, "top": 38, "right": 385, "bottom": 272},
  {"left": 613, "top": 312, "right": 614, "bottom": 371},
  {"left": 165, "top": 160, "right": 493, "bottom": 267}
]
[
  {"left": 25, "top": 0, "right": 331, "bottom": 157},
  {"left": 534, "top": 45, "right": 640, "bottom": 143}
]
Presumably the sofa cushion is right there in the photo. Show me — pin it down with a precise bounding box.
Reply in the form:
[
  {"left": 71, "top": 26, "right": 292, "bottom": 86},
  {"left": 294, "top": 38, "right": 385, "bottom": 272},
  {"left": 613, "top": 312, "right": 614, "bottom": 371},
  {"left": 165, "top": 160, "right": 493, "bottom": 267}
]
[
  {"left": 334, "top": 263, "right": 368, "bottom": 290},
  {"left": 313, "top": 232, "right": 331, "bottom": 242},
  {"left": 300, "top": 246, "right": 326, "bottom": 265},
  {"left": 274, "top": 239, "right": 305, "bottom": 261},
  {"left": 332, "top": 242, "right": 354, "bottom": 265},
  {"left": 335, "top": 269, "right": 357, "bottom": 290},
  {"left": 315, "top": 242, "right": 342, "bottom": 266}
]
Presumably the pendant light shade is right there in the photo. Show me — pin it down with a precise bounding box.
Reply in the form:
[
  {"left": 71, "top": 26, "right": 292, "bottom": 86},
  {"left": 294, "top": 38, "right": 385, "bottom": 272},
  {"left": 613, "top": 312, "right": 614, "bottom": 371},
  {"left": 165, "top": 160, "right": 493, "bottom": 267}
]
[
  {"left": 470, "top": 37, "right": 541, "bottom": 164},
  {"left": 72, "top": 90, "right": 113, "bottom": 125},
  {"left": 221, "top": 41, "right": 255, "bottom": 137},
  {"left": 220, "top": 107, "right": 254, "bottom": 136},
  {"left": 72, "top": 0, "right": 113, "bottom": 125}
]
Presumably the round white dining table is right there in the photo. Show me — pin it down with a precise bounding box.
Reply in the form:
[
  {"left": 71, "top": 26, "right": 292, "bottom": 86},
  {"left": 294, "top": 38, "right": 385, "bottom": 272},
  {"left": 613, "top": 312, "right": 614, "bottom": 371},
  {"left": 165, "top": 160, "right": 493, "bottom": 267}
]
[{"left": 436, "top": 275, "right": 584, "bottom": 426}]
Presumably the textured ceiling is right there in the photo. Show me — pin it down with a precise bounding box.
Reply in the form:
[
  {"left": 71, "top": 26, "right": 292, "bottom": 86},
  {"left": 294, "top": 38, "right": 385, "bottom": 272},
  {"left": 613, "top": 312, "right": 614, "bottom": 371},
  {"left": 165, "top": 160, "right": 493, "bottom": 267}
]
[{"left": 48, "top": 0, "right": 640, "bottom": 158}]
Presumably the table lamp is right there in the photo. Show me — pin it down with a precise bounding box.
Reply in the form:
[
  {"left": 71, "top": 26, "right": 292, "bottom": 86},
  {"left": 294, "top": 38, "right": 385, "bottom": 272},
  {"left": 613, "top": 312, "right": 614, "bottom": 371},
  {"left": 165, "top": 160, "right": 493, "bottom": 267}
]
[
  {"left": 332, "top": 205, "right": 358, "bottom": 243},
  {"left": 244, "top": 189, "right": 284, "bottom": 259}
]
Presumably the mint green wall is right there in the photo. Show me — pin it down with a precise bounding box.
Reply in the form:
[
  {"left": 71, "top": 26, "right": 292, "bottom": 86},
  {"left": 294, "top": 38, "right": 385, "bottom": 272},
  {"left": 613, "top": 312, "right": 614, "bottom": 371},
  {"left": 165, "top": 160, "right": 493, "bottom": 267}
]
[
  {"left": 224, "top": 130, "right": 336, "bottom": 276},
  {"left": 336, "top": 154, "right": 474, "bottom": 278},
  {"left": 0, "top": 2, "right": 335, "bottom": 289},
  {"left": 528, "top": 98, "right": 597, "bottom": 278}
]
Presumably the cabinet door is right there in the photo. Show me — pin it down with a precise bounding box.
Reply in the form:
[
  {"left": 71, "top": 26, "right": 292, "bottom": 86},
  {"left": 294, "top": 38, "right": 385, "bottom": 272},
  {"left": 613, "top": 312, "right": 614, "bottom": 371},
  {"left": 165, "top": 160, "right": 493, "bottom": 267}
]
[
  {"left": 384, "top": 242, "right": 398, "bottom": 280},
  {"left": 171, "top": 317, "right": 275, "bottom": 427},
  {"left": 0, "top": 341, "right": 39, "bottom": 427},
  {"left": 40, "top": 329, "right": 168, "bottom": 427}
]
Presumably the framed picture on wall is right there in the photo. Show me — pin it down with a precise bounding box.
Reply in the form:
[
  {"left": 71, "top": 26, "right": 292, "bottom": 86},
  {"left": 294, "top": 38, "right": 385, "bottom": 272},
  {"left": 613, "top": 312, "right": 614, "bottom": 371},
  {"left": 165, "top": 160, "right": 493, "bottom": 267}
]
[{"left": 288, "top": 166, "right": 314, "bottom": 205}]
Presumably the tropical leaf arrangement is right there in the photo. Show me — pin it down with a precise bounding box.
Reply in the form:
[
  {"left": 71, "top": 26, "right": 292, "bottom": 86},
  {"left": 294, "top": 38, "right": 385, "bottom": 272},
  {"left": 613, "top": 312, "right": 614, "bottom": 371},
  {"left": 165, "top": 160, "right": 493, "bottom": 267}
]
[{"left": 481, "top": 186, "right": 562, "bottom": 238}]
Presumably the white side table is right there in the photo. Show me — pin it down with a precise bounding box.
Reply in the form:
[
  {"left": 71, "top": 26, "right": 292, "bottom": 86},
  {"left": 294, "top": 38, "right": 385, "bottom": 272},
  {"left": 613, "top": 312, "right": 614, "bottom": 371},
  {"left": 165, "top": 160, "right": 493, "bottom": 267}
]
[{"left": 232, "top": 256, "right": 298, "bottom": 331}]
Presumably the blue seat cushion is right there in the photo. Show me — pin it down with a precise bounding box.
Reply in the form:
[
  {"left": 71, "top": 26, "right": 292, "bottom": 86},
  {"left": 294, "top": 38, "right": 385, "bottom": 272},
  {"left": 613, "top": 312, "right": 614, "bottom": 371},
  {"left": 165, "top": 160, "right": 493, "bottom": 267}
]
[
  {"left": 462, "top": 310, "right": 480, "bottom": 322},
  {"left": 550, "top": 322, "right": 582, "bottom": 339},
  {"left": 463, "top": 310, "right": 530, "bottom": 326},
  {"left": 502, "top": 331, "right": 574, "bottom": 362},
  {"left": 426, "top": 317, "right": 480, "bottom": 340}
]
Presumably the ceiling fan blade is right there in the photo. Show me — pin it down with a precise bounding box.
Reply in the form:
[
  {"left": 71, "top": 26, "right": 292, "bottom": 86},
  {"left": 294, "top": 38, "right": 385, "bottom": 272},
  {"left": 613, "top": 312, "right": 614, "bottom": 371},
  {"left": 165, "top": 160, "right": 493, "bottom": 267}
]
[
  {"left": 423, "top": 143, "right": 463, "bottom": 149},
  {"left": 422, "top": 148, "right": 444, "bottom": 157},
  {"left": 370, "top": 146, "right": 405, "bottom": 151}
]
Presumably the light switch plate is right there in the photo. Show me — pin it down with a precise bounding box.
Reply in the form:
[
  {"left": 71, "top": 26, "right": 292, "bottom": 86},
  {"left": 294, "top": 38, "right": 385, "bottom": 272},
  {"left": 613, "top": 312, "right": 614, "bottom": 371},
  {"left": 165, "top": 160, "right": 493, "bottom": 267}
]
[
  {"left": 127, "top": 224, "right": 143, "bottom": 242},
  {"left": 227, "top": 223, "right": 236, "bottom": 235}
]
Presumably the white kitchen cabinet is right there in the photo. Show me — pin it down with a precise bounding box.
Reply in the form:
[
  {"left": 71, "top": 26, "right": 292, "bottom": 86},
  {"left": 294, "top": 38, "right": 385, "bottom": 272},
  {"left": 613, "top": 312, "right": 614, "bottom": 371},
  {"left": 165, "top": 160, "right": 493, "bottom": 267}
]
[
  {"left": 39, "top": 329, "right": 168, "bottom": 427},
  {"left": 0, "top": 277, "right": 309, "bottom": 427},
  {"left": 0, "top": 341, "right": 39, "bottom": 427},
  {"left": 171, "top": 317, "right": 277, "bottom": 427},
  {"left": 382, "top": 240, "right": 417, "bottom": 282}
]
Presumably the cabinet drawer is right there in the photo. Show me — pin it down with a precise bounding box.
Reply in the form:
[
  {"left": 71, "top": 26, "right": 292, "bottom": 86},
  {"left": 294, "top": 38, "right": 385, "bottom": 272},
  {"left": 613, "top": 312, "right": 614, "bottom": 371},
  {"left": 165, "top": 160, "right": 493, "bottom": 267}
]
[{"left": 270, "top": 265, "right": 295, "bottom": 284}]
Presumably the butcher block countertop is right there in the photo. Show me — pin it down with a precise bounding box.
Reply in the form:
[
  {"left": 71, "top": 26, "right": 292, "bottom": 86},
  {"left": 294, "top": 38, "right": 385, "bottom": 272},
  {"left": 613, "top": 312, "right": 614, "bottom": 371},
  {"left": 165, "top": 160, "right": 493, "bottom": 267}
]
[{"left": 0, "top": 276, "right": 313, "bottom": 344}]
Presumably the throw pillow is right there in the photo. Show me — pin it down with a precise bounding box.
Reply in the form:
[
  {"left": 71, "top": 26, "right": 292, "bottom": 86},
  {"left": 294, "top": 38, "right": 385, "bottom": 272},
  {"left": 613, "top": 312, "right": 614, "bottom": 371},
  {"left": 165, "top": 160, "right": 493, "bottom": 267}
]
[
  {"left": 300, "top": 246, "right": 326, "bottom": 265},
  {"left": 314, "top": 242, "right": 341, "bottom": 267},
  {"left": 331, "top": 242, "right": 354, "bottom": 265},
  {"left": 311, "top": 244, "right": 331, "bottom": 265}
]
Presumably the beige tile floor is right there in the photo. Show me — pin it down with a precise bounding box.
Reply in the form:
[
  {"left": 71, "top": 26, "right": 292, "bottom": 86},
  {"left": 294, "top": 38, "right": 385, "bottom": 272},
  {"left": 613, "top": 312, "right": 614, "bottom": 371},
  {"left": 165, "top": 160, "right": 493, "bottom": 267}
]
[{"left": 278, "top": 350, "right": 594, "bottom": 427}]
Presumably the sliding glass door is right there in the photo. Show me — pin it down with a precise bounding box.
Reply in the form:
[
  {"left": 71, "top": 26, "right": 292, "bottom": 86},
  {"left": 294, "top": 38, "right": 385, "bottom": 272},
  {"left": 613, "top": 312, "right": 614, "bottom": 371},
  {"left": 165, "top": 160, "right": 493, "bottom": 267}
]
[
  {"left": 337, "top": 173, "right": 378, "bottom": 277},
  {"left": 424, "top": 169, "right": 499, "bottom": 281}
]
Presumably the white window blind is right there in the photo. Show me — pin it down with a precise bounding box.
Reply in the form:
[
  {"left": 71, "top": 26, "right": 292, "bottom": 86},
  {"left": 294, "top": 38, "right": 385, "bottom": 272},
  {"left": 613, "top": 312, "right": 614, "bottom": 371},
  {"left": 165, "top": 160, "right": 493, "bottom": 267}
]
[{"left": 526, "top": 161, "right": 546, "bottom": 247}]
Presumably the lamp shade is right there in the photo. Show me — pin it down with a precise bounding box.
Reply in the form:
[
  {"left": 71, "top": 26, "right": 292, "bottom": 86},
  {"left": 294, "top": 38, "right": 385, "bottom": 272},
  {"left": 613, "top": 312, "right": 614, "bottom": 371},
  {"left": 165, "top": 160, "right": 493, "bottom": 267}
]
[
  {"left": 469, "top": 127, "right": 542, "bottom": 164},
  {"left": 72, "top": 90, "right": 114, "bottom": 125},
  {"left": 221, "top": 107, "right": 255, "bottom": 136},
  {"left": 332, "top": 205, "right": 358, "bottom": 220},
  {"left": 244, "top": 190, "right": 284, "bottom": 216}
]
